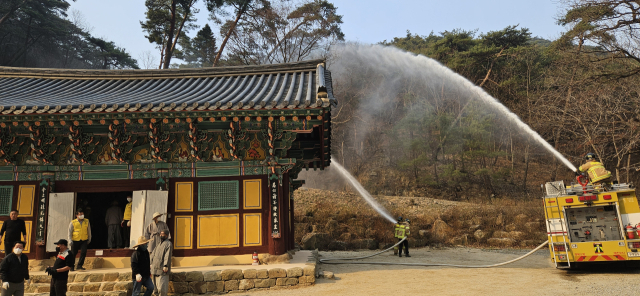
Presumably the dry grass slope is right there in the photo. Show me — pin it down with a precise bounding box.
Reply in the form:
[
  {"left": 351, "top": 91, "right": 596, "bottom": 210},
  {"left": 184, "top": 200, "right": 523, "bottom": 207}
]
[{"left": 294, "top": 188, "right": 547, "bottom": 250}]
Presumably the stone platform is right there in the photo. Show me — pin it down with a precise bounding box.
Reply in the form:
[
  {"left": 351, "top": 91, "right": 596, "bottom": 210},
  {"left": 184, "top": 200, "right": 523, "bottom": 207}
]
[{"left": 23, "top": 250, "right": 317, "bottom": 295}]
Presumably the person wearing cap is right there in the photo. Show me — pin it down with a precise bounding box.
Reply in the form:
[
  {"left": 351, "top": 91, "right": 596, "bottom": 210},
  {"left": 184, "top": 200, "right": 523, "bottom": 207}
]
[
  {"left": 131, "top": 236, "right": 153, "bottom": 296},
  {"left": 46, "top": 239, "right": 74, "bottom": 296},
  {"left": 150, "top": 230, "right": 171, "bottom": 296},
  {"left": 122, "top": 196, "right": 133, "bottom": 248},
  {"left": 68, "top": 210, "right": 91, "bottom": 271},
  {"left": 143, "top": 213, "right": 170, "bottom": 255},
  {"left": 105, "top": 200, "right": 123, "bottom": 249},
  {"left": 0, "top": 241, "right": 29, "bottom": 296}
]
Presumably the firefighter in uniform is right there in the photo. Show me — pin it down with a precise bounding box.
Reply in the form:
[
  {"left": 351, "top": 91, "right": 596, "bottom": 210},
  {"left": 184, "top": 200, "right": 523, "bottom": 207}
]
[
  {"left": 399, "top": 219, "right": 411, "bottom": 258},
  {"left": 393, "top": 217, "right": 403, "bottom": 255},
  {"left": 578, "top": 153, "right": 612, "bottom": 185}
]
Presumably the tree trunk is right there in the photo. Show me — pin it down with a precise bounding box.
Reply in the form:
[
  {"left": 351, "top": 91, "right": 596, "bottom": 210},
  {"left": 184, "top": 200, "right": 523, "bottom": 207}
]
[
  {"left": 510, "top": 130, "right": 515, "bottom": 184},
  {"left": 162, "top": 0, "right": 178, "bottom": 69},
  {"left": 22, "top": 16, "right": 32, "bottom": 66},
  {"left": 0, "top": 0, "right": 29, "bottom": 28},
  {"left": 168, "top": 0, "right": 194, "bottom": 60},
  {"left": 522, "top": 144, "right": 530, "bottom": 190},
  {"left": 627, "top": 153, "right": 631, "bottom": 184},
  {"left": 212, "top": 5, "right": 246, "bottom": 67}
]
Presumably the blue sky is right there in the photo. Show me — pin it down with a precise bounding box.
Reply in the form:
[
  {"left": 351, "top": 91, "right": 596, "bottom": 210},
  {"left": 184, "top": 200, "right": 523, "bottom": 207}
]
[{"left": 69, "top": 0, "right": 565, "bottom": 67}]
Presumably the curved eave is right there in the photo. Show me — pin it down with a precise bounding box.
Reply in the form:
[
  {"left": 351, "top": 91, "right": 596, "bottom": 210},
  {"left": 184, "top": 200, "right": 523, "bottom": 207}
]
[{"left": 0, "top": 61, "right": 337, "bottom": 116}]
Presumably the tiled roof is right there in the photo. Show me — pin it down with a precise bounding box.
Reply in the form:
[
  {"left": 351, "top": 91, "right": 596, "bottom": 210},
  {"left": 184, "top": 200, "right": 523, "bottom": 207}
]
[{"left": 0, "top": 59, "right": 336, "bottom": 115}]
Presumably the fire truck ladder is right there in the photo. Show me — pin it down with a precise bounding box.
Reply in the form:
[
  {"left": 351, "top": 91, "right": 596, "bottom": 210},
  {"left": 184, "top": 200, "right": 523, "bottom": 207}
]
[{"left": 544, "top": 196, "right": 571, "bottom": 269}]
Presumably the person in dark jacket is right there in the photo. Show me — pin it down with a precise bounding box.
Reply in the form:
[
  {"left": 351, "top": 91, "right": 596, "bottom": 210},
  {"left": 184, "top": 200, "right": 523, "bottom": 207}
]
[
  {"left": 0, "top": 211, "right": 26, "bottom": 257},
  {"left": 45, "top": 239, "right": 73, "bottom": 296},
  {"left": 0, "top": 241, "right": 29, "bottom": 296},
  {"left": 131, "top": 236, "right": 153, "bottom": 296}
]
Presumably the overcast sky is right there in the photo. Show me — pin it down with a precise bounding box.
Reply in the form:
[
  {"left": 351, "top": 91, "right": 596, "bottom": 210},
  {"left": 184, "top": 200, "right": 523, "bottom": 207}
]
[{"left": 68, "top": 0, "right": 566, "bottom": 67}]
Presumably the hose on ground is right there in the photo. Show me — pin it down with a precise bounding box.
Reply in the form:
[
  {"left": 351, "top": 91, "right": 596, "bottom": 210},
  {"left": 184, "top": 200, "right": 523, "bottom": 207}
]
[{"left": 319, "top": 238, "right": 549, "bottom": 268}]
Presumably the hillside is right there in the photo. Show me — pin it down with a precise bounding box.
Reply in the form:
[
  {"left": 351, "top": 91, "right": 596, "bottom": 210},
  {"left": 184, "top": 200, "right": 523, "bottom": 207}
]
[{"left": 293, "top": 188, "right": 547, "bottom": 251}]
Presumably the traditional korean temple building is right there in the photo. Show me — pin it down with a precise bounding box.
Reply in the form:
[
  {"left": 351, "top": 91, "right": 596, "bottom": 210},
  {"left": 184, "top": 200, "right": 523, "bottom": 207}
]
[{"left": 0, "top": 60, "right": 335, "bottom": 264}]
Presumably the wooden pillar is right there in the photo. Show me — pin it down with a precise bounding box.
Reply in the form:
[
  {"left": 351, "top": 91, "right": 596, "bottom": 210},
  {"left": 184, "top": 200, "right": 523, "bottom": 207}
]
[
  {"left": 267, "top": 177, "right": 285, "bottom": 255},
  {"left": 35, "top": 177, "right": 51, "bottom": 260},
  {"left": 290, "top": 187, "right": 295, "bottom": 250},
  {"left": 281, "top": 176, "right": 289, "bottom": 252}
]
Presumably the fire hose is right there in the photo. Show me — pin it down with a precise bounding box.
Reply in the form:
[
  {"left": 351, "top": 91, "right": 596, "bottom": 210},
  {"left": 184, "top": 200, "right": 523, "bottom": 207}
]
[{"left": 319, "top": 238, "right": 549, "bottom": 268}]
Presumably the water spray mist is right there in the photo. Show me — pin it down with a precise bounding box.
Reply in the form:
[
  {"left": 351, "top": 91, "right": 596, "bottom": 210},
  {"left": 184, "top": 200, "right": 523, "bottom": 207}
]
[{"left": 330, "top": 44, "right": 577, "bottom": 172}]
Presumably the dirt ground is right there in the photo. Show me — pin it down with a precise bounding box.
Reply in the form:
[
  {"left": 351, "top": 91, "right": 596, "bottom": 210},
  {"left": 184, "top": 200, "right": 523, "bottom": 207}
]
[{"left": 250, "top": 246, "right": 640, "bottom": 296}]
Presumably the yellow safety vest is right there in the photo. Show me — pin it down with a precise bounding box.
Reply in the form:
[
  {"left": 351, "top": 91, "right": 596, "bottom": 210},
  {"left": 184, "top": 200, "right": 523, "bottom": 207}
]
[
  {"left": 394, "top": 224, "right": 406, "bottom": 239},
  {"left": 579, "top": 161, "right": 611, "bottom": 183},
  {"left": 124, "top": 202, "right": 132, "bottom": 220},
  {"left": 72, "top": 219, "right": 89, "bottom": 241}
]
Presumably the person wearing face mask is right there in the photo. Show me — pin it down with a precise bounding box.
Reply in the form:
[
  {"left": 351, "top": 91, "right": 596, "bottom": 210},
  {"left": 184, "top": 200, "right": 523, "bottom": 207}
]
[
  {"left": 45, "top": 239, "right": 73, "bottom": 296},
  {"left": 68, "top": 210, "right": 91, "bottom": 271},
  {"left": 130, "top": 236, "right": 153, "bottom": 296},
  {"left": 0, "top": 211, "right": 26, "bottom": 257},
  {"left": 122, "top": 196, "right": 132, "bottom": 248},
  {"left": 0, "top": 241, "right": 29, "bottom": 296},
  {"left": 149, "top": 231, "right": 172, "bottom": 296},
  {"left": 143, "top": 213, "right": 170, "bottom": 255}
]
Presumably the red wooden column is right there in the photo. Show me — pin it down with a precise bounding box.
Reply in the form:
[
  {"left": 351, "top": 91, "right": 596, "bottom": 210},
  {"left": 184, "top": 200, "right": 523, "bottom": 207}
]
[{"left": 267, "top": 177, "right": 285, "bottom": 255}]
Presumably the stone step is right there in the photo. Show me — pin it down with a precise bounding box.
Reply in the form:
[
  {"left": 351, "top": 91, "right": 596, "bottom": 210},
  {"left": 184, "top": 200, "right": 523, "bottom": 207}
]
[
  {"left": 25, "top": 292, "right": 127, "bottom": 296},
  {"left": 29, "top": 272, "right": 131, "bottom": 284},
  {"left": 25, "top": 282, "right": 134, "bottom": 294}
]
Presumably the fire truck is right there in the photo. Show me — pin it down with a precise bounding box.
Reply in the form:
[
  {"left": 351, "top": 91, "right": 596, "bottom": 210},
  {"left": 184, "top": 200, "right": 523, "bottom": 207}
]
[{"left": 543, "top": 176, "right": 640, "bottom": 268}]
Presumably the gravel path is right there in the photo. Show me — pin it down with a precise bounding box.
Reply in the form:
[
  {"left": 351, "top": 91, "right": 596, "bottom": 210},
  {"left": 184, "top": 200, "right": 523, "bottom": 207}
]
[{"left": 248, "top": 247, "right": 640, "bottom": 295}]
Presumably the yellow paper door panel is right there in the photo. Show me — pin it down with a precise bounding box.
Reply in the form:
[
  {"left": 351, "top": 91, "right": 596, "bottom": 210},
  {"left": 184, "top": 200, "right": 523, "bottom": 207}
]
[
  {"left": 174, "top": 216, "right": 193, "bottom": 249},
  {"left": 0, "top": 221, "right": 30, "bottom": 253},
  {"left": 23, "top": 221, "right": 31, "bottom": 253},
  {"left": 198, "top": 214, "right": 239, "bottom": 248},
  {"left": 175, "top": 182, "right": 193, "bottom": 212},
  {"left": 243, "top": 179, "right": 261, "bottom": 209},
  {"left": 17, "top": 185, "right": 35, "bottom": 217},
  {"left": 244, "top": 213, "right": 262, "bottom": 246}
]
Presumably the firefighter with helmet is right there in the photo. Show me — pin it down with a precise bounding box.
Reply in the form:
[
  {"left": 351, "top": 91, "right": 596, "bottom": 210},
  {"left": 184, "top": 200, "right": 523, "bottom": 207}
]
[
  {"left": 578, "top": 153, "right": 612, "bottom": 185},
  {"left": 393, "top": 217, "right": 403, "bottom": 255},
  {"left": 400, "top": 219, "right": 411, "bottom": 258}
]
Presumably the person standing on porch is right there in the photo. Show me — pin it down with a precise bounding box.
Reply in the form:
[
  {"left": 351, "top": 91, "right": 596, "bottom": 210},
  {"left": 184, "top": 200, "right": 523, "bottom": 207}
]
[
  {"left": 149, "top": 231, "right": 171, "bottom": 296},
  {"left": 105, "top": 201, "right": 123, "bottom": 249},
  {"left": 68, "top": 210, "right": 91, "bottom": 271},
  {"left": 0, "top": 211, "right": 26, "bottom": 257},
  {"left": 122, "top": 196, "right": 133, "bottom": 248},
  {"left": 143, "top": 213, "right": 170, "bottom": 255}
]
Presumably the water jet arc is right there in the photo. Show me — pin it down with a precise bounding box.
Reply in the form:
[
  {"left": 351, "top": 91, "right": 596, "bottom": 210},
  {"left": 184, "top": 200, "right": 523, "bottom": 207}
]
[{"left": 332, "top": 162, "right": 396, "bottom": 224}]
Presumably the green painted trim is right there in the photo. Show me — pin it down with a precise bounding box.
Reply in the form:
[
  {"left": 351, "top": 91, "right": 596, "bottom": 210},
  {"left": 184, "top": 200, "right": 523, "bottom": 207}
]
[
  {"left": 83, "top": 171, "right": 130, "bottom": 180},
  {"left": 196, "top": 168, "right": 241, "bottom": 177},
  {"left": 82, "top": 165, "right": 129, "bottom": 171},
  {"left": 0, "top": 173, "right": 12, "bottom": 181},
  {"left": 198, "top": 180, "right": 239, "bottom": 211},
  {"left": 0, "top": 185, "right": 13, "bottom": 216},
  {"left": 0, "top": 167, "right": 13, "bottom": 172},
  {"left": 196, "top": 161, "right": 240, "bottom": 168},
  {"left": 17, "top": 173, "right": 41, "bottom": 181}
]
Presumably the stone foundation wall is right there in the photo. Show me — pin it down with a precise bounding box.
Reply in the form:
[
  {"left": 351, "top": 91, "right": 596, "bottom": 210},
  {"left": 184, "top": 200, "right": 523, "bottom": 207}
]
[
  {"left": 24, "top": 264, "right": 317, "bottom": 295},
  {"left": 168, "top": 265, "right": 317, "bottom": 294}
]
